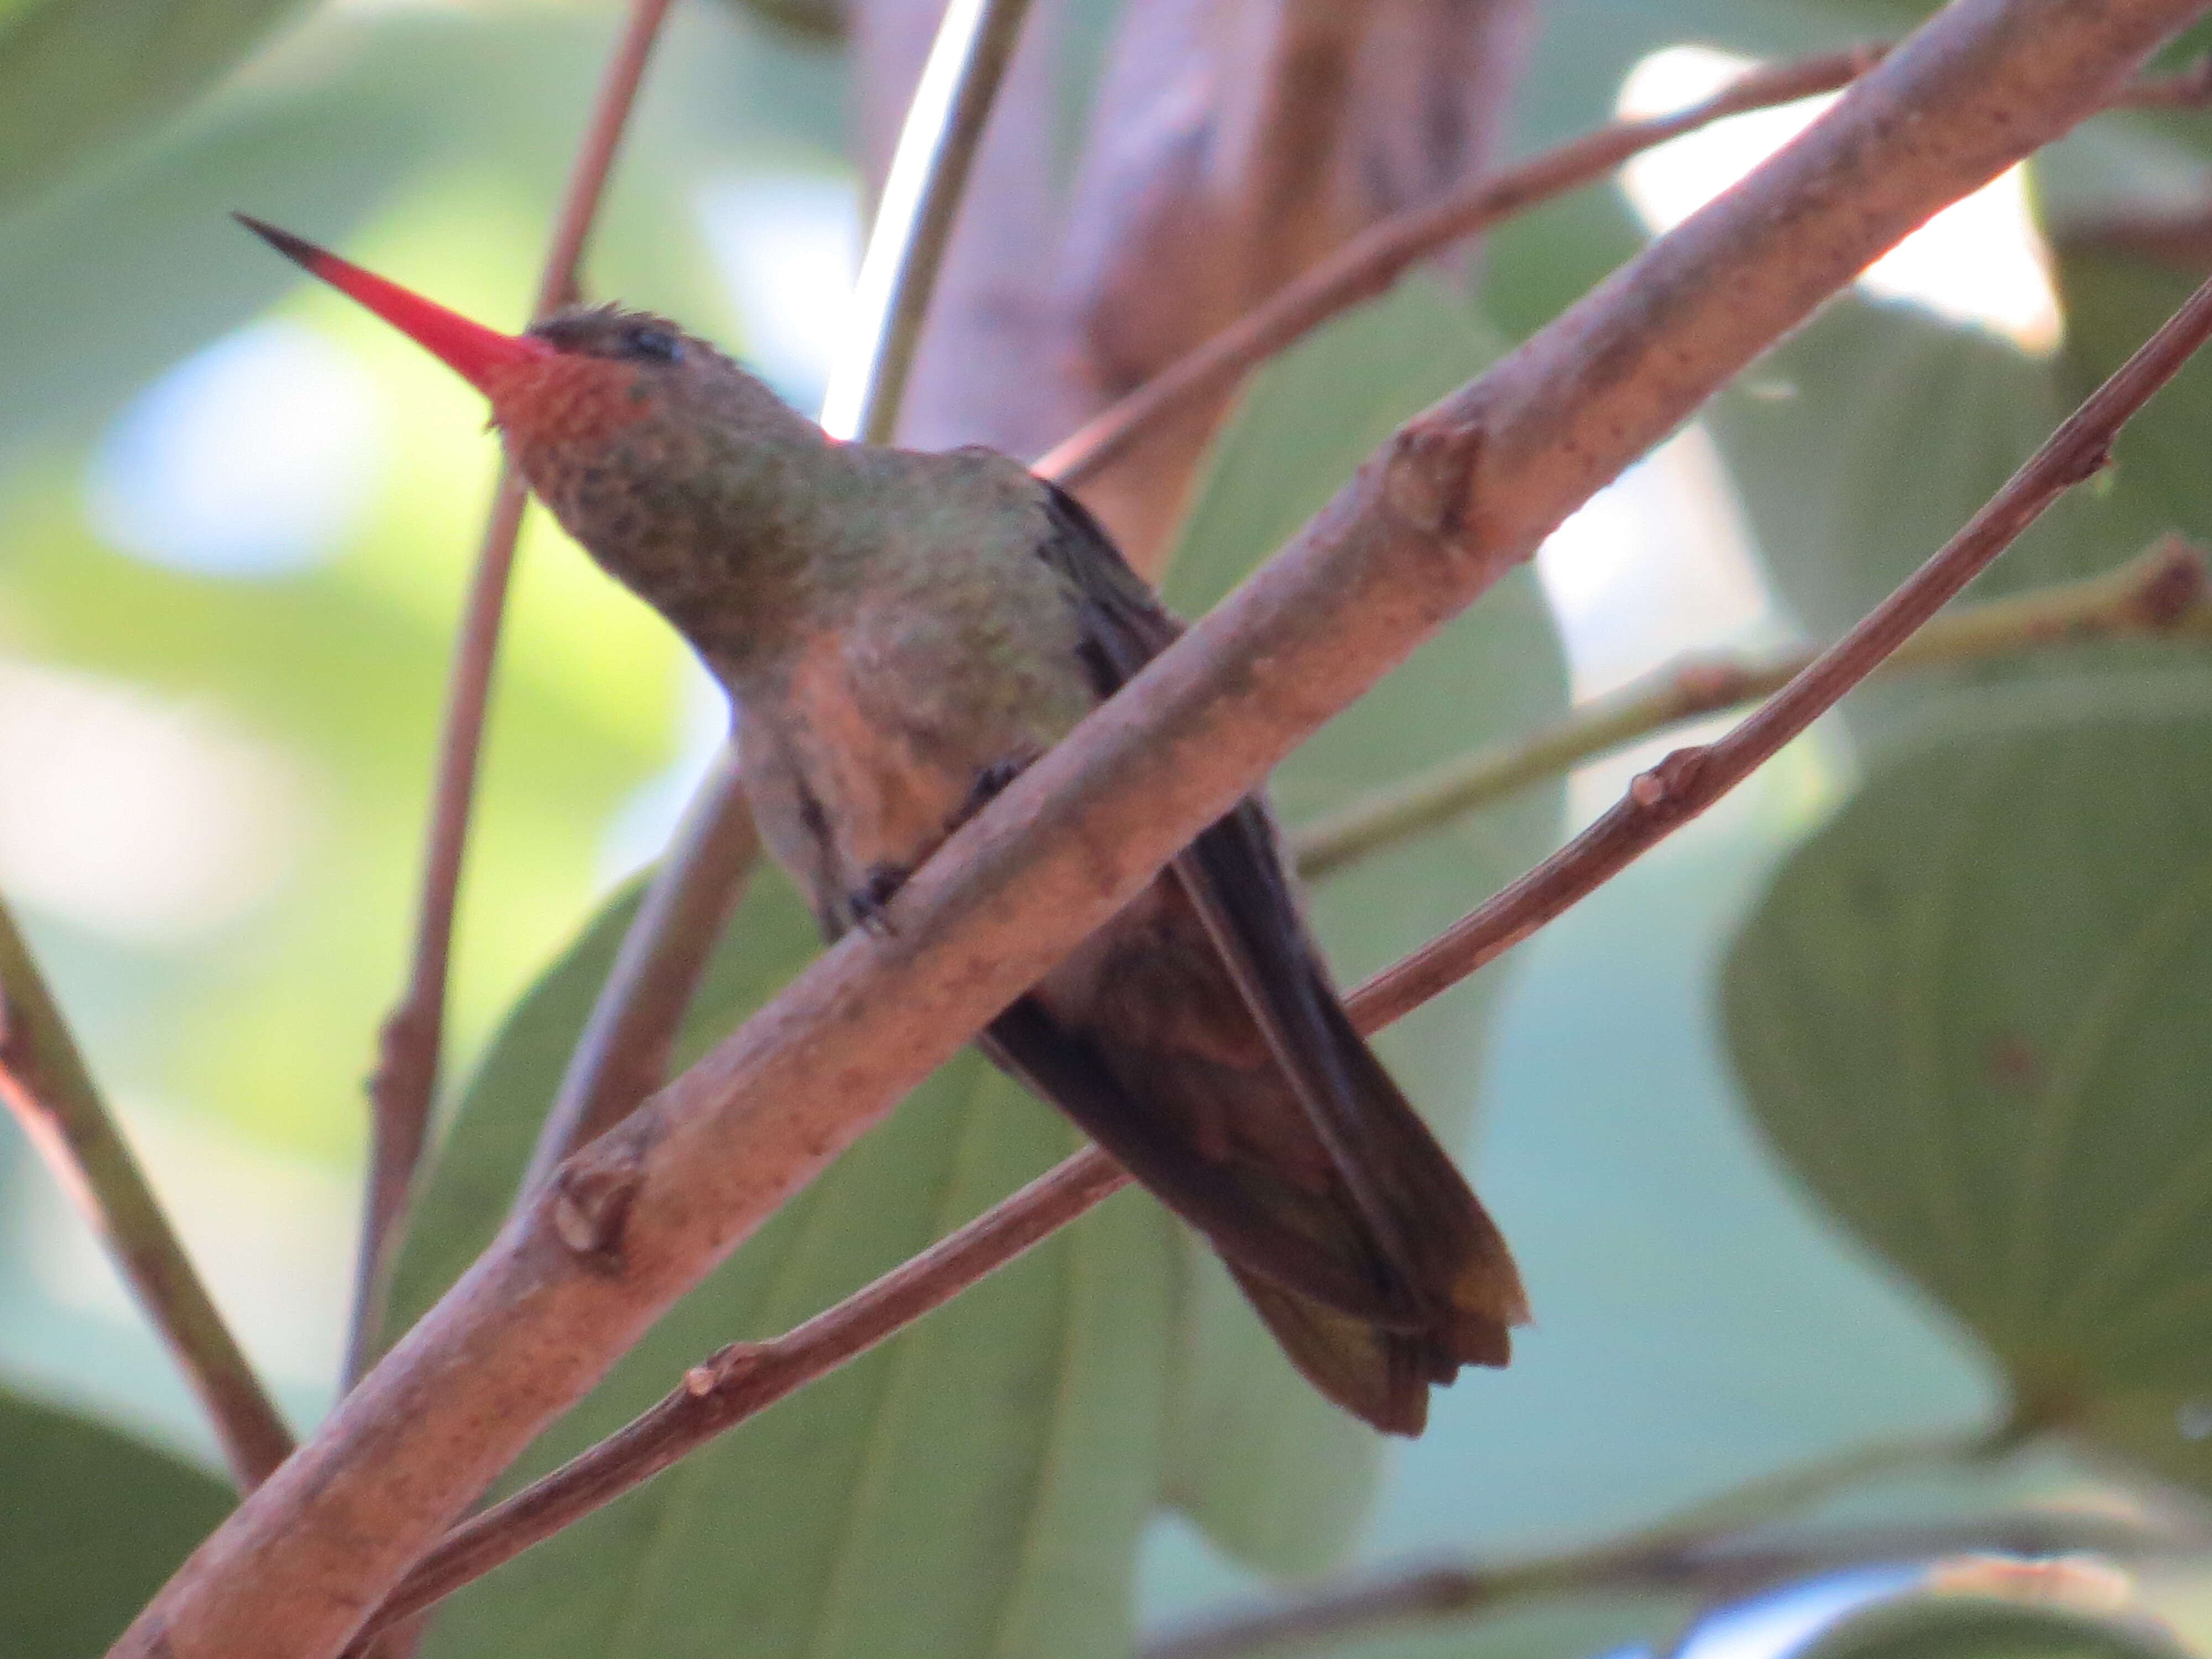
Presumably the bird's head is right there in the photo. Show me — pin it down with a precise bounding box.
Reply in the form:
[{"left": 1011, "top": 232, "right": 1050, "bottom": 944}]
[{"left": 235, "top": 215, "right": 837, "bottom": 647}]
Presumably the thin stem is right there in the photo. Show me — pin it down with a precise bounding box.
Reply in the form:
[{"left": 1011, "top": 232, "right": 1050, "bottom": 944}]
[
  {"left": 352, "top": 1145, "right": 1129, "bottom": 1645},
  {"left": 1356, "top": 269, "right": 2212, "bottom": 1035},
  {"left": 821, "top": 0, "right": 1039, "bottom": 444},
  {"left": 345, "top": 0, "right": 682, "bottom": 1387},
  {"left": 520, "top": 757, "right": 758, "bottom": 1198},
  {"left": 516, "top": 0, "right": 1042, "bottom": 1196},
  {"left": 1032, "top": 47, "right": 2212, "bottom": 489},
  {"left": 1140, "top": 1447, "right": 2185, "bottom": 1659},
  {"left": 355, "top": 285, "right": 2212, "bottom": 1630},
  {"left": 0, "top": 904, "right": 293, "bottom": 1489},
  {"left": 1292, "top": 536, "right": 2211, "bottom": 881}
]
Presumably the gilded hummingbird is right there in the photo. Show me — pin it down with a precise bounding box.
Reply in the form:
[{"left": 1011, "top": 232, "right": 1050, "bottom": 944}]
[{"left": 239, "top": 216, "right": 1527, "bottom": 1433}]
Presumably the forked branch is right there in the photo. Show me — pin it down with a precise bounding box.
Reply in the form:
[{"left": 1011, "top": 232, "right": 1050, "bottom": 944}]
[
  {"left": 361, "top": 296, "right": 2212, "bottom": 1634},
  {"left": 113, "top": 4, "right": 2209, "bottom": 1653}
]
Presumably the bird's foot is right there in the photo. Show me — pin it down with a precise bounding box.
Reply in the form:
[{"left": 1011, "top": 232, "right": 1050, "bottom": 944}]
[
  {"left": 952, "top": 755, "right": 1033, "bottom": 831},
  {"left": 849, "top": 863, "right": 909, "bottom": 937}
]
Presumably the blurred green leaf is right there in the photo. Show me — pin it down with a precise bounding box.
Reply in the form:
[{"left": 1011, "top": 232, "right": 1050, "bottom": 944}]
[
  {"left": 1724, "top": 707, "right": 2212, "bottom": 1493},
  {"left": 392, "top": 865, "right": 1176, "bottom": 1659},
  {"left": 1702, "top": 297, "right": 2200, "bottom": 748},
  {"left": 0, "top": 0, "right": 844, "bottom": 463},
  {"left": 722, "top": 0, "right": 843, "bottom": 43},
  {"left": 2056, "top": 244, "right": 2212, "bottom": 544},
  {"left": 0, "top": 1389, "right": 232, "bottom": 1656},
  {"left": 1797, "top": 1593, "right": 2195, "bottom": 1659},
  {"left": 1157, "top": 274, "right": 1567, "bottom": 1573},
  {"left": 0, "top": 0, "right": 307, "bottom": 214}
]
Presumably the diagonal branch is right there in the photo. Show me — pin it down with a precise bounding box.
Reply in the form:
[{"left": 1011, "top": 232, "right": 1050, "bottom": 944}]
[
  {"left": 822, "top": 0, "right": 1038, "bottom": 445},
  {"left": 1036, "top": 42, "right": 1886, "bottom": 487},
  {"left": 352, "top": 165, "right": 2212, "bottom": 1659},
  {"left": 112, "top": 4, "right": 2210, "bottom": 1653},
  {"left": 1293, "top": 535, "right": 2212, "bottom": 880},
  {"left": 0, "top": 903, "right": 293, "bottom": 1489},
  {"left": 1035, "top": 44, "right": 2212, "bottom": 491},
  {"left": 1138, "top": 1507, "right": 2192, "bottom": 1659},
  {"left": 341, "top": 531, "right": 2212, "bottom": 1624},
  {"left": 346, "top": 0, "right": 683, "bottom": 1386},
  {"left": 1353, "top": 268, "right": 2212, "bottom": 1035}
]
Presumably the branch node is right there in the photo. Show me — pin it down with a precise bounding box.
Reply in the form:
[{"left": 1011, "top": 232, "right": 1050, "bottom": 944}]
[
  {"left": 1380, "top": 415, "right": 1485, "bottom": 566},
  {"left": 2133, "top": 535, "right": 2207, "bottom": 626},
  {"left": 1629, "top": 745, "right": 1709, "bottom": 811},
  {"left": 547, "top": 1134, "right": 649, "bottom": 1269}
]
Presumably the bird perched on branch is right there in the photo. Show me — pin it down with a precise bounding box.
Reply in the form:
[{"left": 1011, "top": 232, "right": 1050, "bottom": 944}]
[{"left": 239, "top": 215, "right": 1526, "bottom": 1434}]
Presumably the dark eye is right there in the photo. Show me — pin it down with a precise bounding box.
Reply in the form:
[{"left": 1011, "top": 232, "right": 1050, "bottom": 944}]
[{"left": 622, "top": 324, "right": 681, "bottom": 363}]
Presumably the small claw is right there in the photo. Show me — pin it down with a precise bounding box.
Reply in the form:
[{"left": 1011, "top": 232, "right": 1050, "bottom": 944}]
[
  {"left": 849, "top": 864, "right": 909, "bottom": 937},
  {"left": 953, "top": 755, "right": 1032, "bottom": 830}
]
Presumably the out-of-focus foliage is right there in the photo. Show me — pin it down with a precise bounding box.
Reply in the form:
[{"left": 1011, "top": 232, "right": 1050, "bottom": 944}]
[
  {"left": 0, "top": 0, "right": 308, "bottom": 213},
  {"left": 1728, "top": 713, "right": 2212, "bottom": 1490},
  {"left": 9, "top": 0, "right": 2212, "bottom": 1656},
  {"left": 724, "top": 0, "right": 843, "bottom": 44},
  {"left": 0, "top": 1391, "right": 232, "bottom": 1656}
]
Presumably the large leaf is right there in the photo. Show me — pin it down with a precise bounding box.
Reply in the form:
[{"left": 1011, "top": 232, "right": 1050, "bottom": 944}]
[
  {"left": 2055, "top": 242, "right": 2212, "bottom": 545},
  {"left": 1702, "top": 296, "right": 2187, "bottom": 749},
  {"left": 0, "top": 0, "right": 844, "bottom": 465},
  {"left": 390, "top": 865, "right": 1177, "bottom": 1659},
  {"left": 1724, "top": 705, "right": 2212, "bottom": 1493},
  {"left": 1155, "top": 272, "right": 1568, "bottom": 1574},
  {"left": 0, "top": 0, "right": 306, "bottom": 214},
  {"left": 0, "top": 1389, "right": 232, "bottom": 1657}
]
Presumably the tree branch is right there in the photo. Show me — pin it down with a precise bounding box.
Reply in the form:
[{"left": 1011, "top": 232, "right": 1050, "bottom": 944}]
[
  {"left": 1139, "top": 1505, "right": 2193, "bottom": 1659},
  {"left": 518, "top": 757, "right": 759, "bottom": 1198},
  {"left": 1293, "top": 535, "right": 2211, "bottom": 880},
  {"left": 0, "top": 904, "right": 293, "bottom": 1489},
  {"left": 1035, "top": 45, "right": 2212, "bottom": 492},
  {"left": 1050, "top": 0, "right": 1540, "bottom": 573},
  {"left": 113, "top": 4, "right": 2206, "bottom": 1652},
  {"left": 332, "top": 497, "right": 2199, "bottom": 1613},
  {"left": 346, "top": 0, "right": 684, "bottom": 1386},
  {"left": 822, "top": 0, "right": 1039, "bottom": 444},
  {"left": 1353, "top": 265, "right": 2212, "bottom": 1036},
  {"left": 350, "top": 1145, "right": 1131, "bottom": 1644}
]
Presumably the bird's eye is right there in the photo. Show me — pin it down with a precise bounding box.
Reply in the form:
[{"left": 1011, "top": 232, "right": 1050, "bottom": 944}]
[{"left": 622, "top": 324, "right": 681, "bottom": 363}]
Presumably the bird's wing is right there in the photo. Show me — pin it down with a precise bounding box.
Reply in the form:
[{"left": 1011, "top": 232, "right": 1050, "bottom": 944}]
[{"left": 1016, "top": 482, "right": 1525, "bottom": 1332}]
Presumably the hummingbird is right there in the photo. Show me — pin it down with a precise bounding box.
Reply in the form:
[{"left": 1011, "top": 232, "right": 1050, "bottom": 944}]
[{"left": 239, "top": 216, "right": 1527, "bottom": 1434}]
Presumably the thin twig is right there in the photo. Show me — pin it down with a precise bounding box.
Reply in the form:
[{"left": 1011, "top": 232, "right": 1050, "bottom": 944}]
[
  {"left": 822, "top": 0, "right": 1039, "bottom": 445},
  {"left": 1034, "top": 44, "right": 1890, "bottom": 485},
  {"left": 1355, "top": 271, "right": 2212, "bottom": 1035},
  {"left": 353, "top": 1146, "right": 1129, "bottom": 1643},
  {"left": 345, "top": 0, "right": 682, "bottom": 1387},
  {"left": 358, "top": 336, "right": 2212, "bottom": 1631},
  {"left": 1141, "top": 1430, "right": 2004, "bottom": 1659},
  {"left": 520, "top": 758, "right": 758, "bottom": 1198},
  {"left": 116, "top": 6, "right": 2204, "bottom": 1651},
  {"left": 1033, "top": 46, "right": 2212, "bottom": 490},
  {"left": 1293, "top": 535, "right": 2212, "bottom": 880},
  {"left": 1141, "top": 1505, "right": 2192, "bottom": 1659},
  {"left": 0, "top": 905, "right": 293, "bottom": 1489}
]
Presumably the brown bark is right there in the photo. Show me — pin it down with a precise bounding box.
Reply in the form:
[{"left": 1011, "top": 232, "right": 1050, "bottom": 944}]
[
  {"left": 1051, "top": 0, "right": 1537, "bottom": 572},
  {"left": 107, "top": 3, "right": 2208, "bottom": 1654}
]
